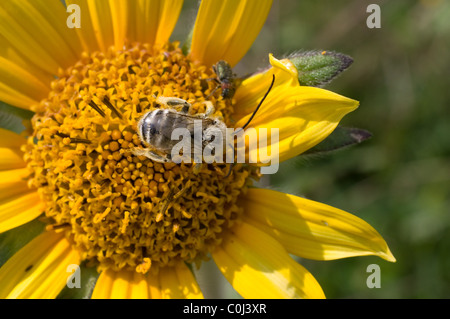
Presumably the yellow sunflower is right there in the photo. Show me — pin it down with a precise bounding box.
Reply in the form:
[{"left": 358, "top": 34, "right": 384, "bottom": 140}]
[{"left": 0, "top": 0, "right": 395, "bottom": 299}]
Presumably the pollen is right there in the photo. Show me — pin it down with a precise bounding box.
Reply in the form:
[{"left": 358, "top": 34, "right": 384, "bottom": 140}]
[{"left": 23, "top": 42, "right": 258, "bottom": 274}]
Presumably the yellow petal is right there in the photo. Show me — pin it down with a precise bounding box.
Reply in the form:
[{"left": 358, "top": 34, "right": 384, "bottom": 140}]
[
  {"left": 0, "top": 168, "right": 32, "bottom": 201},
  {"left": 212, "top": 221, "right": 325, "bottom": 299},
  {"left": 0, "top": 32, "right": 54, "bottom": 88},
  {"left": 65, "top": 0, "right": 127, "bottom": 52},
  {"left": 147, "top": 271, "right": 162, "bottom": 299},
  {"left": 234, "top": 55, "right": 359, "bottom": 163},
  {"left": 0, "top": 191, "right": 44, "bottom": 234},
  {"left": 189, "top": 0, "right": 272, "bottom": 67},
  {"left": 234, "top": 54, "right": 299, "bottom": 118},
  {"left": 0, "top": 8, "right": 55, "bottom": 110},
  {"left": 92, "top": 264, "right": 201, "bottom": 299},
  {"left": 242, "top": 188, "right": 396, "bottom": 262},
  {"left": 0, "top": 0, "right": 82, "bottom": 75},
  {"left": 108, "top": 0, "right": 128, "bottom": 51},
  {"left": 159, "top": 264, "right": 204, "bottom": 299},
  {"left": 91, "top": 269, "right": 152, "bottom": 299},
  {"left": 128, "top": 272, "right": 151, "bottom": 299},
  {"left": 0, "top": 231, "right": 81, "bottom": 299},
  {"left": 0, "top": 31, "right": 51, "bottom": 110},
  {"left": 90, "top": 269, "right": 114, "bottom": 298},
  {"left": 0, "top": 55, "right": 49, "bottom": 110},
  {"left": 126, "top": 0, "right": 183, "bottom": 46},
  {"left": 65, "top": 0, "right": 100, "bottom": 53},
  {"left": 0, "top": 129, "right": 27, "bottom": 150},
  {"left": 0, "top": 147, "right": 25, "bottom": 170},
  {"left": 86, "top": 0, "right": 122, "bottom": 52}
]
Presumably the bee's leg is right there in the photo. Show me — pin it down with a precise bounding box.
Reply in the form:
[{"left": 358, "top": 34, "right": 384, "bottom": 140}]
[
  {"left": 225, "top": 163, "right": 235, "bottom": 177},
  {"left": 156, "top": 96, "right": 191, "bottom": 114},
  {"left": 205, "top": 84, "right": 220, "bottom": 100},
  {"left": 192, "top": 162, "right": 203, "bottom": 174},
  {"left": 196, "top": 101, "right": 215, "bottom": 118},
  {"left": 203, "top": 77, "right": 220, "bottom": 83},
  {"left": 157, "top": 189, "right": 174, "bottom": 220},
  {"left": 180, "top": 103, "right": 191, "bottom": 114},
  {"left": 158, "top": 180, "right": 192, "bottom": 218},
  {"left": 203, "top": 101, "right": 215, "bottom": 116},
  {"left": 173, "top": 180, "right": 191, "bottom": 200},
  {"left": 131, "top": 148, "right": 171, "bottom": 163}
]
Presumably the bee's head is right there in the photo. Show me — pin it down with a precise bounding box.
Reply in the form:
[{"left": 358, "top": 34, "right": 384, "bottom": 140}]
[
  {"left": 136, "top": 113, "right": 147, "bottom": 143},
  {"left": 137, "top": 111, "right": 157, "bottom": 144}
]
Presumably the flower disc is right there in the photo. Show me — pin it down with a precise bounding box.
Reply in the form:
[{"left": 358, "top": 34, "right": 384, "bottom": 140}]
[{"left": 24, "top": 42, "right": 257, "bottom": 274}]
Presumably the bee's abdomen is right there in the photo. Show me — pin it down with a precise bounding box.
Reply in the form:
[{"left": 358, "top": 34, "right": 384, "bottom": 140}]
[{"left": 140, "top": 109, "right": 176, "bottom": 151}]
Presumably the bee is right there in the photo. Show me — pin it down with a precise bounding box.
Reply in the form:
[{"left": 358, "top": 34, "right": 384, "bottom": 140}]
[
  {"left": 133, "top": 74, "right": 275, "bottom": 168},
  {"left": 133, "top": 96, "right": 227, "bottom": 164}
]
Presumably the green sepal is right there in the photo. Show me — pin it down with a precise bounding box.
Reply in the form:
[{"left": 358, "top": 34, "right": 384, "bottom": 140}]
[
  {"left": 0, "top": 101, "right": 34, "bottom": 134},
  {"left": 303, "top": 126, "right": 372, "bottom": 155},
  {"left": 57, "top": 260, "right": 100, "bottom": 299},
  {"left": 181, "top": 27, "right": 193, "bottom": 56},
  {"left": 0, "top": 218, "right": 46, "bottom": 268},
  {"left": 184, "top": 261, "right": 198, "bottom": 282},
  {"left": 289, "top": 50, "right": 353, "bottom": 87}
]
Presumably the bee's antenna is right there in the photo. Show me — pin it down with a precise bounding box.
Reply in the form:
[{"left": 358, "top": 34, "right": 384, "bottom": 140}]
[
  {"left": 235, "top": 74, "right": 275, "bottom": 134},
  {"left": 225, "top": 163, "right": 235, "bottom": 177}
]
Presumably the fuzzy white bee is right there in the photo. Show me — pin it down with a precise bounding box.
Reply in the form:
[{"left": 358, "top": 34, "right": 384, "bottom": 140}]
[{"left": 133, "top": 96, "right": 227, "bottom": 164}]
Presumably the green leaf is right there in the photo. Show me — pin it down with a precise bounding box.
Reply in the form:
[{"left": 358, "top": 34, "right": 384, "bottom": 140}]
[
  {"left": 182, "top": 27, "right": 194, "bottom": 56},
  {"left": 0, "top": 101, "right": 34, "bottom": 134},
  {"left": 57, "top": 261, "right": 100, "bottom": 299},
  {"left": 0, "top": 218, "right": 45, "bottom": 268},
  {"left": 289, "top": 50, "right": 353, "bottom": 87},
  {"left": 304, "top": 126, "right": 372, "bottom": 155}
]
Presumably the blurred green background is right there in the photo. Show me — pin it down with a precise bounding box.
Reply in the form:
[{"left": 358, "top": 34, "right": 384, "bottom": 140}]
[{"left": 174, "top": 0, "right": 450, "bottom": 298}]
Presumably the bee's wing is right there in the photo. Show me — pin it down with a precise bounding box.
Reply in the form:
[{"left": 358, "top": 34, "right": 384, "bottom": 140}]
[
  {"left": 162, "top": 113, "right": 214, "bottom": 135},
  {"left": 161, "top": 113, "right": 214, "bottom": 157}
]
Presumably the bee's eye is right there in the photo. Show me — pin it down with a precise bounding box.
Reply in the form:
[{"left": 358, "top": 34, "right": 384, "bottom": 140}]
[{"left": 149, "top": 126, "right": 157, "bottom": 135}]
